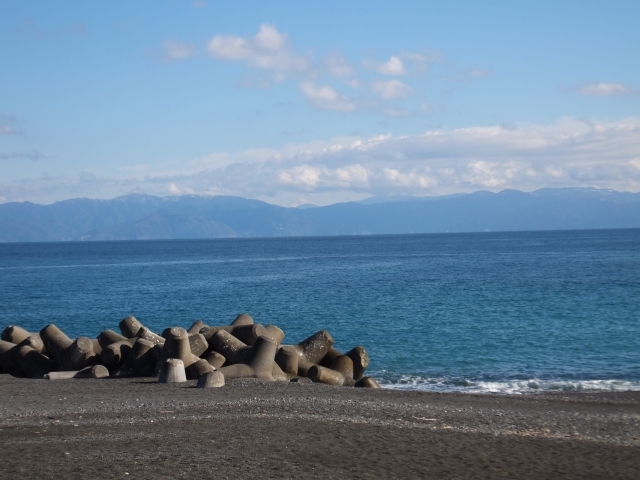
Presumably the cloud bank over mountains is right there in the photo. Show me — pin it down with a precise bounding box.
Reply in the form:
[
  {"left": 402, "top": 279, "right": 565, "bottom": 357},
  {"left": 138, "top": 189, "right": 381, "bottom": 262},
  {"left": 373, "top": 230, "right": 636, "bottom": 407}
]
[
  {"left": 2, "top": 117, "right": 639, "bottom": 206},
  {"left": 2, "top": 16, "right": 638, "bottom": 207}
]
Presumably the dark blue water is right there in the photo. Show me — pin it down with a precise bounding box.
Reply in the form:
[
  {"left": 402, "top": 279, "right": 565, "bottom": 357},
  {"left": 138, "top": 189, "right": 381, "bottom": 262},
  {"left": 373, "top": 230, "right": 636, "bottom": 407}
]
[{"left": 1, "top": 230, "right": 639, "bottom": 393}]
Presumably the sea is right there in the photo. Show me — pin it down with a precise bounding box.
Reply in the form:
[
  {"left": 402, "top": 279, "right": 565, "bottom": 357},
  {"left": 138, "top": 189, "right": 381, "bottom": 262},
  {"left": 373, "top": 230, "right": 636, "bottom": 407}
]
[{"left": 1, "top": 229, "right": 639, "bottom": 395}]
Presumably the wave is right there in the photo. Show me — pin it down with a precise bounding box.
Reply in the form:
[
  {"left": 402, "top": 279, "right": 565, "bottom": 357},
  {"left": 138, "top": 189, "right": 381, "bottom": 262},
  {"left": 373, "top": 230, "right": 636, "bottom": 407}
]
[{"left": 372, "top": 371, "right": 640, "bottom": 395}]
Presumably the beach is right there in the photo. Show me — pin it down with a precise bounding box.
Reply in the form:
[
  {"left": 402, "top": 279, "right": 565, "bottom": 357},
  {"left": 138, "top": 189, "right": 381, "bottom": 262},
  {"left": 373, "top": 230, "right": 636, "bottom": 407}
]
[{"left": 1, "top": 376, "right": 639, "bottom": 479}]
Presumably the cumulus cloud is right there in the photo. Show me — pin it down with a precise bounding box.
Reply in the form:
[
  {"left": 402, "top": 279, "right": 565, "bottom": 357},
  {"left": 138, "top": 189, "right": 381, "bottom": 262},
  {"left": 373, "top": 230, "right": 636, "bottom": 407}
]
[
  {"left": 372, "top": 80, "right": 413, "bottom": 99},
  {"left": 207, "top": 24, "right": 309, "bottom": 79},
  {"left": 4, "top": 117, "right": 639, "bottom": 205},
  {"left": 376, "top": 56, "right": 406, "bottom": 75},
  {"left": 577, "top": 83, "right": 634, "bottom": 96},
  {"left": 299, "top": 82, "right": 356, "bottom": 111},
  {"left": 364, "top": 52, "right": 442, "bottom": 76},
  {"left": 168, "top": 25, "right": 477, "bottom": 113}
]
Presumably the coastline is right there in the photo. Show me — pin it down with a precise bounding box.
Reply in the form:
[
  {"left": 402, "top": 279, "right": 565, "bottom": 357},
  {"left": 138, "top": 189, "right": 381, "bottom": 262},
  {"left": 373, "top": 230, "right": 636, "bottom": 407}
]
[{"left": 2, "top": 376, "right": 639, "bottom": 479}]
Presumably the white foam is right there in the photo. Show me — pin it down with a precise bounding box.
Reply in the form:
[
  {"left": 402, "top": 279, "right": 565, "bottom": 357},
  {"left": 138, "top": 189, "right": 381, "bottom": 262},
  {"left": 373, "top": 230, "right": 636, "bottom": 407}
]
[{"left": 373, "top": 372, "right": 640, "bottom": 395}]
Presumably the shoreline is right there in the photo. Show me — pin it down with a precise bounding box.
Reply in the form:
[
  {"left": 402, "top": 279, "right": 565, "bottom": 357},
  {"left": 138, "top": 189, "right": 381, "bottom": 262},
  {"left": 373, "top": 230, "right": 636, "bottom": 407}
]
[{"left": 2, "top": 375, "right": 639, "bottom": 479}]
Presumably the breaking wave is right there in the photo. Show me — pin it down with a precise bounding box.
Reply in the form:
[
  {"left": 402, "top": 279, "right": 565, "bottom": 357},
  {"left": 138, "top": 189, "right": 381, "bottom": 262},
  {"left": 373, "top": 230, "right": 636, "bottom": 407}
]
[{"left": 373, "top": 371, "right": 640, "bottom": 395}]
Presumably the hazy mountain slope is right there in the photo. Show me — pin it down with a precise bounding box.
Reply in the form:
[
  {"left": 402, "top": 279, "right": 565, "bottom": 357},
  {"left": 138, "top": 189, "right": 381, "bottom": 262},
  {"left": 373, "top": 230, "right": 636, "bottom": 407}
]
[{"left": 0, "top": 188, "right": 639, "bottom": 242}]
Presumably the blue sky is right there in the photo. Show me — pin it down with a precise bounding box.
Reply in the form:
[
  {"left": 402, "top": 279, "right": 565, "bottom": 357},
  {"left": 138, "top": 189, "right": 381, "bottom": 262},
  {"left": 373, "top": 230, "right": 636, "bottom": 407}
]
[{"left": 1, "top": 1, "right": 639, "bottom": 205}]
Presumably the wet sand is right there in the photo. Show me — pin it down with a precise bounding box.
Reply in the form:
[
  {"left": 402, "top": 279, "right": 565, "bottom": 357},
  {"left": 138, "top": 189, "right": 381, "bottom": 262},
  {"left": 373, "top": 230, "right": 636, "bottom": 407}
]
[{"left": 1, "top": 375, "right": 639, "bottom": 479}]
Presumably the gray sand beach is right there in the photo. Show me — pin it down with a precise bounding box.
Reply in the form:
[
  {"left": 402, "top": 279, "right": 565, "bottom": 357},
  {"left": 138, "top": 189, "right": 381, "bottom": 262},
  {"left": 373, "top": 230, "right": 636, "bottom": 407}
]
[{"left": 1, "top": 376, "right": 639, "bottom": 479}]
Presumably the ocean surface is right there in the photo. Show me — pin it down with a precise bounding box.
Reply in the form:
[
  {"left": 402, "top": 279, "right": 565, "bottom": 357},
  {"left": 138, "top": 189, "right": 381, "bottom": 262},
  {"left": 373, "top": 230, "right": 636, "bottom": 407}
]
[{"left": 1, "top": 229, "right": 639, "bottom": 394}]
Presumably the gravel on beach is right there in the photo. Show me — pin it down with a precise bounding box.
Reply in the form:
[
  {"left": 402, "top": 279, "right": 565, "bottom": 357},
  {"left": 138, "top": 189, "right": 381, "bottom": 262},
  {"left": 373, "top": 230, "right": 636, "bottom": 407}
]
[{"left": 1, "top": 375, "right": 639, "bottom": 479}]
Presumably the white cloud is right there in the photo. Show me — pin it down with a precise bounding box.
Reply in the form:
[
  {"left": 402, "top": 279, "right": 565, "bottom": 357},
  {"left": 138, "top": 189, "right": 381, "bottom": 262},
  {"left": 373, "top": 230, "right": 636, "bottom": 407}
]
[
  {"left": 278, "top": 163, "right": 369, "bottom": 190},
  {"left": 207, "top": 24, "right": 309, "bottom": 77},
  {"left": 372, "top": 80, "right": 413, "bottom": 99},
  {"left": 384, "top": 168, "right": 436, "bottom": 188},
  {"left": 163, "top": 41, "right": 196, "bottom": 61},
  {"left": 577, "top": 83, "right": 633, "bottom": 96},
  {"left": 364, "top": 52, "right": 442, "bottom": 75},
  {"left": 4, "top": 117, "right": 640, "bottom": 205},
  {"left": 299, "top": 82, "right": 356, "bottom": 111},
  {"left": 376, "top": 56, "right": 406, "bottom": 75}
]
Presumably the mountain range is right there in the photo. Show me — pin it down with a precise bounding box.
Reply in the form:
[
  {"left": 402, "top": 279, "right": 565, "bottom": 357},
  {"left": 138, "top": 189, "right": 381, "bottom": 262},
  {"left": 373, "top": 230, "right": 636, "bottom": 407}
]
[{"left": 1, "top": 188, "right": 639, "bottom": 242}]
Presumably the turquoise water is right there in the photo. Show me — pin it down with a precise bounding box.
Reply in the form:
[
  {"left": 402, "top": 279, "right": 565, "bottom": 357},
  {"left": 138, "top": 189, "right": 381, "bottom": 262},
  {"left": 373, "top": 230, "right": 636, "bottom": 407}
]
[{"left": 1, "top": 229, "right": 639, "bottom": 393}]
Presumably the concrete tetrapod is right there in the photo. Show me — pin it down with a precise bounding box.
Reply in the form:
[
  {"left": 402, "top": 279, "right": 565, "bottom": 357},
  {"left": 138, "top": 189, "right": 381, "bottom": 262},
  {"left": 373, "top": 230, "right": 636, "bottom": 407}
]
[
  {"left": 264, "top": 325, "right": 285, "bottom": 345},
  {"left": 137, "top": 326, "right": 165, "bottom": 346},
  {"left": 97, "top": 330, "right": 130, "bottom": 349},
  {"left": 59, "top": 337, "right": 97, "bottom": 371},
  {"left": 228, "top": 324, "right": 266, "bottom": 346},
  {"left": 201, "top": 324, "right": 266, "bottom": 347},
  {"left": 188, "top": 333, "right": 209, "bottom": 357},
  {"left": 355, "top": 376, "right": 381, "bottom": 388},
  {"left": 230, "top": 313, "right": 253, "bottom": 326},
  {"left": 186, "top": 358, "right": 215, "bottom": 380},
  {"left": 196, "top": 370, "right": 225, "bottom": 388},
  {"left": 9, "top": 334, "right": 47, "bottom": 360},
  {"left": 271, "top": 361, "right": 291, "bottom": 382},
  {"left": 0, "top": 339, "right": 13, "bottom": 356},
  {"left": 158, "top": 358, "right": 187, "bottom": 383},
  {"left": 198, "top": 314, "right": 262, "bottom": 343},
  {"left": 162, "top": 327, "right": 197, "bottom": 368},
  {"left": 2, "top": 318, "right": 379, "bottom": 387},
  {"left": 90, "top": 339, "right": 103, "bottom": 356},
  {"left": 209, "top": 330, "right": 251, "bottom": 364},
  {"left": 275, "top": 346, "right": 299, "bottom": 376},
  {"left": 39, "top": 324, "right": 73, "bottom": 365},
  {"left": 346, "top": 346, "right": 370, "bottom": 381},
  {"left": 187, "top": 319, "right": 207, "bottom": 335},
  {"left": 0, "top": 339, "right": 20, "bottom": 375},
  {"left": 130, "top": 338, "right": 156, "bottom": 376},
  {"left": 218, "top": 336, "right": 278, "bottom": 381},
  {"left": 115, "top": 338, "right": 156, "bottom": 377},
  {"left": 15, "top": 345, "right": 55, "bottom": 378},
  {"left": 283, "top": 330, "right": 334, "bottom": 376},
  {"left": 202, "top": 351, "right": 226, "bottom": 369},
  {"left": 44, "top": 365, "right": 109, "bottom": 380},
  {"left": 119, "top": 316, "right": 143, "bottom": 338},
  {"left": 331, "top": 355, "right": 354, "bottom": 379},
  {"left": 1, "top": 325, "right": 35, "bottom": 345},
  {"left": 101, "top": 340, "right": 134, "bottom": 368},
  {"left": 40, "top": 325, "right": 96, "bottom": 371},
  {"left": 319, "top": 347, "right": 342, "bottom": 368},
  {"left": 307, "top": 365, "right": 348, "bottom": 386}
]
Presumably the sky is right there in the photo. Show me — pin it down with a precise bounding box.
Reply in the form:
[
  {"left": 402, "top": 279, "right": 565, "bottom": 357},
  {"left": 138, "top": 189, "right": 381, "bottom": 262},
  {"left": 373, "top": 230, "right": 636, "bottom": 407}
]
[{"left": 1, "top": 1, "right": 639, "bottom": 206}]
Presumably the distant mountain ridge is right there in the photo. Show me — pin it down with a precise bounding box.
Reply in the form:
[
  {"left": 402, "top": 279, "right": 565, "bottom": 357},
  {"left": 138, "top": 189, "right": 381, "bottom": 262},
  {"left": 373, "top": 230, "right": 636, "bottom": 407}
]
[{"left": 1, "top": 188, "right": 639, "bottom": 242}]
